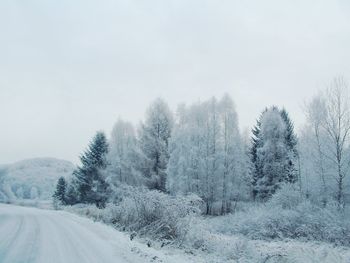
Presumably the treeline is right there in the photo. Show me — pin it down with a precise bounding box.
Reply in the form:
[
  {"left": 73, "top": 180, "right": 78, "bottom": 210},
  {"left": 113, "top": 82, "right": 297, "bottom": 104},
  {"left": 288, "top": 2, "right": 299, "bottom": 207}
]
[{"left": 54, "top": 77, "right": 350, "bottom": 213}]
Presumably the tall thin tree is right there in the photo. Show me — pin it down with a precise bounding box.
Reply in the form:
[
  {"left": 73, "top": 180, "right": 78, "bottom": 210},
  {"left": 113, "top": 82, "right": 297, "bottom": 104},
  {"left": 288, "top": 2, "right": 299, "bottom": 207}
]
[{"left": 322, "top": 77, "right": 350, "bottom": 209}]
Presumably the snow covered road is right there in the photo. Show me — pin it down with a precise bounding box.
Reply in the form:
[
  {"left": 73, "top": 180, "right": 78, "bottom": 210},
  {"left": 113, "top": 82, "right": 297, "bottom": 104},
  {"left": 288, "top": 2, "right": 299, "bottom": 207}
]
[{"left": 0, "top": 204, "right": 195, "bottom": 263}]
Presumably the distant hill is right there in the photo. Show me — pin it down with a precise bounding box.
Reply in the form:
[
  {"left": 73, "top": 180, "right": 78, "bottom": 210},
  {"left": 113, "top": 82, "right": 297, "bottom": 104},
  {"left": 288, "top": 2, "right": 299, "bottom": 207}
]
[{"left": 0, "top": 158, "right": 75, "bottom": 202}]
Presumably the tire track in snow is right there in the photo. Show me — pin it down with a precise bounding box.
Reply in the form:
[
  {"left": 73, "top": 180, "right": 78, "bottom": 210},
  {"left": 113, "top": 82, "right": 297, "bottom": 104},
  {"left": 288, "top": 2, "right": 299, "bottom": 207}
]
[
  {"left": 49, "top": 213, "right": 131, "bottom": 263},
  {"left": 36, "top": 215, "right": 94, "bottom": 263},
  {"left": 0, "top": 214, "right": 40, "bottom": 263},
  {"left": 0, "top": 215, "right": 24, "bottom": 260}
]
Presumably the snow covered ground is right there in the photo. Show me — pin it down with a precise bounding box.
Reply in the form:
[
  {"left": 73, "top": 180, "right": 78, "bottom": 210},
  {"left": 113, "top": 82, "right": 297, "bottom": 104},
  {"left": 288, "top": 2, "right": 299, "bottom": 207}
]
[
  {"left": 0, "top": 204, "right": 200, "bottom": 263},
  {"left": 1, "top": 203, "right": 350, "bottom": 263}
]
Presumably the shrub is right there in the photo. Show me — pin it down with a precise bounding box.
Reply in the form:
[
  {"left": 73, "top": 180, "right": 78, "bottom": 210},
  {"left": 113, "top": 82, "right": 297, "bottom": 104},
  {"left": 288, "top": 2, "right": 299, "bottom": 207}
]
[
  {"left": 115, "top": 187, "right": 202, "bottom": 240},
  {"left": 68, "top": 186, "right": 203, "bottom": 241},
  {"left": 268, "top": 183, "right": 302, "bottom": 209},
  {"left": 183, "top": 218, "right": 261, "bottom": 262},
  {"left": 208, "top": 200, "right": 350, "bottom": 246}
]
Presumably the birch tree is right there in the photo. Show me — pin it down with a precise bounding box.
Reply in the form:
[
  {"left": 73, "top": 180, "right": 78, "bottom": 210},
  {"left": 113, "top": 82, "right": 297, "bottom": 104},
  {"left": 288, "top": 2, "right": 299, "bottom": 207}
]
[
  {"left": 322, "top": 77, "right": 350, "bottom": 208},
  {"left": 167, "top": 95, "right": 246, "bottom": 214},
  {"left": 303, "top": 94, "right": 330, "bottom": 205},
  {"left": 107, "top": 119, "right": 143, "bottom": 188}
]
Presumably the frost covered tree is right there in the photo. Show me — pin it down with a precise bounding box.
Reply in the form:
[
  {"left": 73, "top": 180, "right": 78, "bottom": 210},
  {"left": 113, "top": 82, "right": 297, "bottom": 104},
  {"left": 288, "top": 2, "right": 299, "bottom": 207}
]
[
  {"left": 53, "top": 177, "right": 67, "bottom": 205},
  {"left": 139, "top": 98, "right": 174, "bottom": 191},
  {"left": 167, "top": 102, "right": 205, "bottom": 196},
  {"left": 250, "top": 111, "right": 263, "bottom": 200},
  {"left": 107, "top": 119, "right": 143, "bottom": 191},
  {"left": 218, "top": 95, "right": 247, "bottom": 213},
  {"left": 280, "top": 109, "right": 299, "bottom": 183},
  {"left": 65, "top": 183, "right": 78, "bottom": 205},
  {"left": 322, "top": 78, "right": 350, "bottom": 209},
  {"left": 167, "top": 95, "right": 247, "bottom": 214},
  {"left": 16, "top": 187, "right": 24, "bottom": 199},
  {"left": 251, "top": 107, "right": 298, "bottom": 200},
  {"left": 30, "top": 187, "right": 39, "bottom": 200},
  {"left": 300, "top": 78, "right": 350, "bottom": 209},
  {"left": 301, "top": 93, "right": 330, "bottom": 205},
  {"left": 202, "top": 98, "right": 221, "bottom": 214},
  {"left": 73, "top": 131, "right": 109, "bottom": 208}
]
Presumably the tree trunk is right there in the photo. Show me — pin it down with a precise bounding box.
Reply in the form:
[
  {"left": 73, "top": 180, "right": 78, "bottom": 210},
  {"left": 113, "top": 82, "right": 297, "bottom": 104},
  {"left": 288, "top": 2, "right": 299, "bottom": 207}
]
[{"left": 337, "top": 175, "right": 344, "bottom": 209}]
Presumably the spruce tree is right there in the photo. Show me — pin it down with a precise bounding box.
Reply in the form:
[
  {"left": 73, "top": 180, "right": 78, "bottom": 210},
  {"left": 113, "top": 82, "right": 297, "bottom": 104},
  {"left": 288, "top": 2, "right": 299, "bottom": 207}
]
[
  {"left": 73, "top": 131, "right": 109, "bottom": 208},
  {"left": 250, "top": 118, "right": 262, "bottom": 200},
  {"left": 65, "top": 183, "right": 78, "bottom": 205},
  {"left": 280, "top": 108, "right": 298, "bottom": 183},
  {"left": 53, "top": 176, "right": 67, "bottom": 205},
  {"left": 251, "top": 107, "right": 299, "bottom": 200}
]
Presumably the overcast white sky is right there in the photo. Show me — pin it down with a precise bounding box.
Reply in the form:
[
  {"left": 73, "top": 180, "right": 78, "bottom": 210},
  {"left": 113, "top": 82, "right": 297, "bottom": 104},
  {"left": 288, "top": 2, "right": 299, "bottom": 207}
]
[{"left": 1, "top": 0, "right": 350, "bottom": 164}]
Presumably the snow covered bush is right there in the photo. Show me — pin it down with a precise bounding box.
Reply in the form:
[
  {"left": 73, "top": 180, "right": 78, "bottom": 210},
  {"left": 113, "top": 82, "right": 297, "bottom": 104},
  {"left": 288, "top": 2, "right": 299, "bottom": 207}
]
[
  {"left": 183, "top": 218, "right": 261, "bottom": 262},
  {"left": 68, "top": 203, "right": 106, "bottom": 221},
  {"left": 68, "top": 186, "right": 203, "bottom": 241},
  {"left": 208, "top": 200, "right": 350, "bottom": 246},
  {"left": 112, "top": 187, "right": 202, "bottom": 240},
  {"left": 204, "top": 198, "right": 350, "bottom": 246},
  {"left": 268, "top": 183, "right": 302, "bottom": 209}
]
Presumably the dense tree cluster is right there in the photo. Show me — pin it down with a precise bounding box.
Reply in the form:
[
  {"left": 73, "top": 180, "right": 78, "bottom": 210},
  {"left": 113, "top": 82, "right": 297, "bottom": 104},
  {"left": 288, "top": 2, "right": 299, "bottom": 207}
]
[
  {"left": 167, "top": 95, "right": 249, "bottom": 214},
  {"left": 54, "top": 79, "right": 350, "bottom": 212}
]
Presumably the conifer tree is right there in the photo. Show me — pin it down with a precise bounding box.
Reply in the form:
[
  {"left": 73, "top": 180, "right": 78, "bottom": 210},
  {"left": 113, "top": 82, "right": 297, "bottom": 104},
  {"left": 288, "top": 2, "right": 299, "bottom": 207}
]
[
  {"left": 73, "top": 131, "right": 109, "bottom": 208},
  {"left": 251, "top": 107, "right": 298, "bottom": 200},
  {"left": 250, "top": 113, "right": 263, "bottom": 200},
  {"left": 65, "top": 183, "right": 78, "bottom": 205},
  {"left": 139, "top": 98, "right": 173, "bottom": 192},
  {"left": 280, "top": 108, "right": 298, "bottom": 183},
  {"left": 53, "top": 176, "right": 67, "bottom": 205}
]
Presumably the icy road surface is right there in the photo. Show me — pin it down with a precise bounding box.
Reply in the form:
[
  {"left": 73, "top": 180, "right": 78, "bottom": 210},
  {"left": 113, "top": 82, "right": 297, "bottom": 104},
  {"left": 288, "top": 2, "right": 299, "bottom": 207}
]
[{"left": 0, "top": 204, "right": 195, "bottom": 263}]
